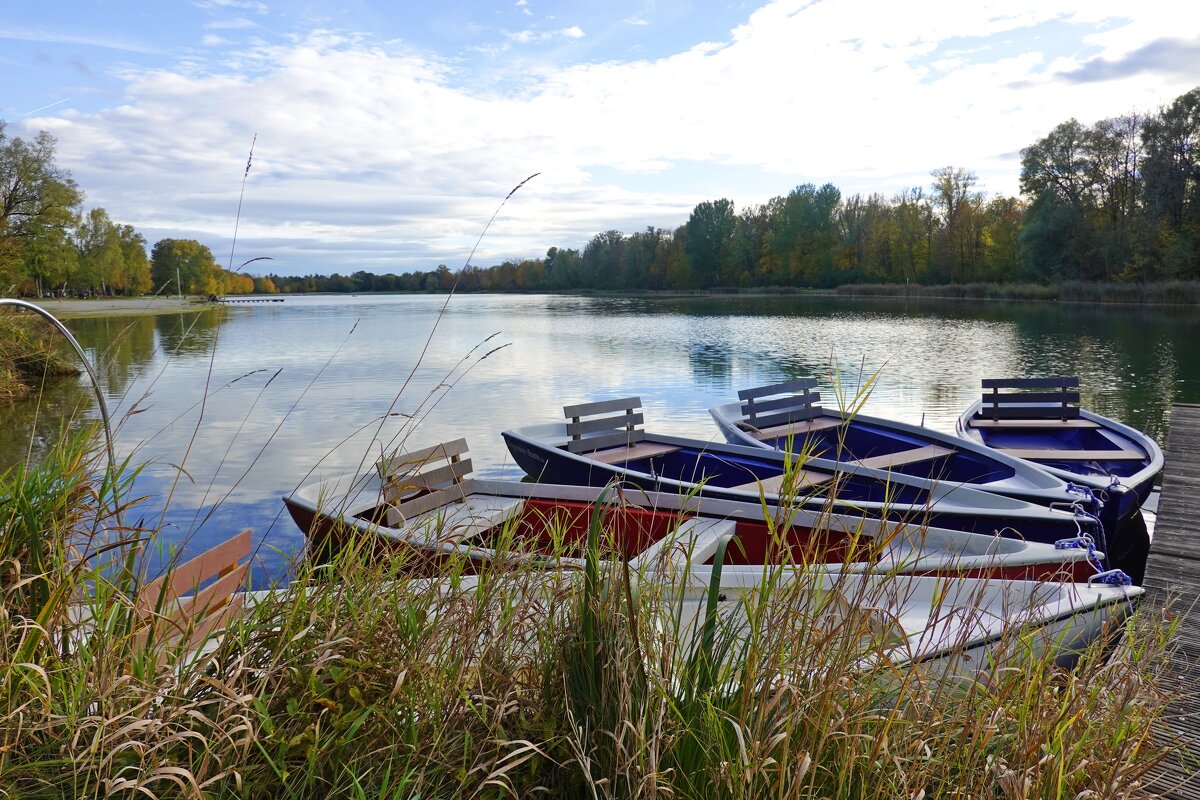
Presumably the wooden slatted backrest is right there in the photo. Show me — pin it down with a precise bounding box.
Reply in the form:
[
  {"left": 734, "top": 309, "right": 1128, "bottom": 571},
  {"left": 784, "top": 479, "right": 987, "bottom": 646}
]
[
  {"left": 980, "top": 377, "right": 1081, "bottom": 421},
  {"left": 737, "top": 379, "right": 823, "bottom": 430},
  {"left": 563, "top": 397, "right": 646, "bottom": 454},
  {"left": 134, "top": 528, "right": 252, "bottom": 659},
  {"left": 378, "top": 439, "right": 474, "bottom": 524}
]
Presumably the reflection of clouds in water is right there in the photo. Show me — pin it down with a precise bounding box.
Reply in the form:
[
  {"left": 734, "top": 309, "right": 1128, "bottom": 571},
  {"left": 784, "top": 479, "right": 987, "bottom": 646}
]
[{"left": 7, "top": 292, "right": 1195, "bottom": 583}]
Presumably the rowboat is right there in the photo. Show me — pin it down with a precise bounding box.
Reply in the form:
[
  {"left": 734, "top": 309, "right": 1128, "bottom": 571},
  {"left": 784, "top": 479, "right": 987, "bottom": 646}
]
[
  {"left": 674, "top": 571, "right": 1141, "bottom": 675},
  {"left": 956, "top": 377, "right": 1163, "bottom": 581},
  {"left": 709, "top": 379, "right": 1099, "bottom": 511},
  {"left": 956, "top": 377, "right": 1163, "bottom": 520},
  {"left": 282, "top": 439, "right": 1108, "bottom": 583},
  {"left": 501, "top": 398, "right": 1111, "bottom": 550}
]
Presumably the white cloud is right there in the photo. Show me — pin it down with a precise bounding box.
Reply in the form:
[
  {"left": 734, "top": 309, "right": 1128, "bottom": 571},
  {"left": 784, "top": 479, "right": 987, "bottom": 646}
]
[
  {"left": 206, "top": 17, "right": 259, "bottom": 30},
  {"left": 0, "top": 25, "right": 163, "bottom": 54},
  {"left": 508, "top": 26, "right": 585, "bottom": 44},
  {"left": 194, "top": 0, "right": 268, "bottom": 13},
  {"left": 29, "top": 1, "right": 1200, "bottom": 274}
]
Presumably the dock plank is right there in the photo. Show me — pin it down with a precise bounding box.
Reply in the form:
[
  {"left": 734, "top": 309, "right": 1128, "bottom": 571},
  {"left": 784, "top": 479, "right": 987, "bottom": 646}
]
[{"left": 1141, "top": 403, "right": 1200, "bottom": 799}]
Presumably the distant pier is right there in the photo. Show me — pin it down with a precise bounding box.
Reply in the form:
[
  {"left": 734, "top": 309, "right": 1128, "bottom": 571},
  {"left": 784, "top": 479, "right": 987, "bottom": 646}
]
[
  {"left": 1141, "top": 403, "right": 1200, "bottom": 797},
  {"left": 211, "top": 296, "right": 285, "bottom": 303}
]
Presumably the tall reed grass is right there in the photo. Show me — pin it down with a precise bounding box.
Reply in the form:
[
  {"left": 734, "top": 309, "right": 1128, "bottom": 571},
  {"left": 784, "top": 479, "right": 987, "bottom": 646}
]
[{"left": 0, "top": 429, "right": 1179, "bottom": 799}]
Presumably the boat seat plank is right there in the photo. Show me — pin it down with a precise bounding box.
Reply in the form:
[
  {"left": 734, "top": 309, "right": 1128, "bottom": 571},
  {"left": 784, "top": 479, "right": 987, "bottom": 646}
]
[
  {"left": 743, "top": 417, "right": 842, "bottom": 440},
  {"left": 137, "top": 528, "right": 252, "bottom": 617},
  {"left": 852, "top": 444, "right": 954, "bottom": 470},
  {"left": 997, "top": 447, "right": 1145, "bottom": 461},
  {"left": 377, "top": 439, "right": 469, "bottom": 478},
  {"left": 403, "top": 496, "right": 525, "bottom": 544},
  {"left": 968, "top": 418, "right": 1101, "bottom": 429},
  {"left": 982, "top": 376, "right": 1079, "bottom": 389},
  {"left": 737, "top": 378, "right": 818, "bottom": 401},
  {"left": 630, "top": 517, "right": 738, "bottom": 570},
  {"left": 384, "top": 458, "right": 473, "bottom": 499},
  {"left": 587, "top": 440, "right": 680, "bottom": 464},
  {"left": 132, "top": 529, "right": 252, "bottom": 663},
  {"left": 564, "top": 396, "right": 642, "bottom": 419},
  {"left": 732, "top": 469, "right": 833, "bottom": 494}
]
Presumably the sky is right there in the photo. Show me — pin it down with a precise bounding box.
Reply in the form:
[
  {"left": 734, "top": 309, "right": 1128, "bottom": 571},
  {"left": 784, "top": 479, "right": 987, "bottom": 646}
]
[{"left": 3, "top": 1, "right": 1199, "bottom": 276}]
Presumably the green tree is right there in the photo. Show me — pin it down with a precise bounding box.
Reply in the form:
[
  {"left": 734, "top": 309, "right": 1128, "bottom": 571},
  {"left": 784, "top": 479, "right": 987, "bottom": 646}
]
[
  {"left": 1, "top": 122, "right": 83, "bottom": 289},
  {"left": 1019, "top": 123, "right": 1101, "bottom": 280},
  {"left": 1140, "top": 88, "right": 1200, "bottom": 279},
  {"left": 580, "top": 230, "right": 625, "bottom": 289},
  {"left": 150, "top": 238, "right": 219, "bottom": 295},
  {"left": 929, "top": 167, "right": 986, "bottom": 283},
  {"left": 889, "top": 188, "right": 932, "bottom": 284},
  {"left": 75, "top": 208, "right": 125, "bottom": 294},
  {"left": 684, "top": 199, "right": 736, "bottom": 287},
  {"left": 767, "top": 184, "right": 841, "bottom": 286},
  {"left": 729, "top": 205, "right": 771, "bottom": 286},
  {"left": 117, "top": 224, "right": 151, "bottom": 294},
  {"left": 1087, "top": 115, "right": 1142, "bottom": 279}
]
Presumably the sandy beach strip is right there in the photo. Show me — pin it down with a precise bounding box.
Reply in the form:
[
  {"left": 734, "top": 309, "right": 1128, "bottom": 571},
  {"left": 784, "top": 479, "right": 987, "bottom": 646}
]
[{"left": 12, "top": 296, "right": 215, "bottom": 319}]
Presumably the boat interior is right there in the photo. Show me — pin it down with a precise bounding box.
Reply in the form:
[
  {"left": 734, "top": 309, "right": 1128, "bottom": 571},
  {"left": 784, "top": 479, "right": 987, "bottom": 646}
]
[{"left": 731, "top": 380, "right": 1019, "bottom": 484}]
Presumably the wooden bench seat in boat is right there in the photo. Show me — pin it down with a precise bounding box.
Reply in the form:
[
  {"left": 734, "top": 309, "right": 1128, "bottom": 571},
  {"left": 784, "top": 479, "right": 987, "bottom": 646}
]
[
  {"left": 731, "top": 468, "right": 834, "bottom": 494},
  {"left": 562, "top": 397, "right": 680, "bottom": 464},
  {"left": 740, "top": 416, "right": 842, "bottom": 441},
  {"left": 378, "top": 438, "right": 524, "bottom": 543},
  {"left": 629, "top": 517, "right": 738, "bottom": 570},
  {"left": 851, "top": 444, "right": 954, "bottom": 470},
  {"left": 736, "top": 378, "right": 827, "bottom": 432},
  {"left": 995, "top": 447, "right": 1144, "bottom": 462},
  {"left": 402, "top": 494, "right": 525, "bottom": 544},
  {"left": 588, "top": 440, "right": 681, "bottom": 464},
  {"left": 978, "top": 376, "right": 1082, "bottom": 421},
  {"left": 133, "top": 528, "right": 252, "bottom": 663},
  {"left": 968, "top": 418, "right": 1101, "bottom": 429}
]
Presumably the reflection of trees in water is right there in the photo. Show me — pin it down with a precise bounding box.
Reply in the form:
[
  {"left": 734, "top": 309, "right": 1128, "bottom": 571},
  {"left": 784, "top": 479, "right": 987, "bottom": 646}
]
[
  {"left": 1005, "top": 305, "right": 1194, "bottom": 440},
  {"left": 0, "top": 378, "right": 94, "bottom": 474},
  {"left": 688, "top": 341, "right": 732, "bottom": 384},
  {"left": 64, "top": 308, "right": 225, "bottom": 408},
  {"left": 3, "top": 308, "right": 229, "bottom": 472},
  {"left": 67, "top": 315, "right": 159, "bottom": 397},
  {"left": 155, "top": 308, "right": 224, "bottom": 356}
]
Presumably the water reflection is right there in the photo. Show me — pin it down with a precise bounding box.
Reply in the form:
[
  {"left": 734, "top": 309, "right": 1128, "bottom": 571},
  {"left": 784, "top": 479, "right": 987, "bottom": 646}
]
[{"left": 2, "top": 293, "right": 1197, "bottom": 585}]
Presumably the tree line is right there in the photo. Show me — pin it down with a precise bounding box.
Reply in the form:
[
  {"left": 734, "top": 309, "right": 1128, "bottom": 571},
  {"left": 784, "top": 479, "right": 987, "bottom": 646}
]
[
  {"left": 1, "top": 121, "right": 266, "bottom": 298},
  {"left": 264, "top": 86, "right": 1199, "bottom": 294},
  {"left": 4, "top": 86, "right": 1197, "bottom": 298}
]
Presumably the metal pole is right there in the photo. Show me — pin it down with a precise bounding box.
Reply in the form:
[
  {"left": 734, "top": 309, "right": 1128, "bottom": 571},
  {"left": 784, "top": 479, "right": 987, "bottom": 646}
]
[{"left": 0, "top": 298, "right": 118, "bottom": 478}]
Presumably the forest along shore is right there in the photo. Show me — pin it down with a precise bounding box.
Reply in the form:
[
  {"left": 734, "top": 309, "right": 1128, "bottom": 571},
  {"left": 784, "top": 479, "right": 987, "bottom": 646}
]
[{"left": 27, "top": 296, "right": 211, "bottom": 319}]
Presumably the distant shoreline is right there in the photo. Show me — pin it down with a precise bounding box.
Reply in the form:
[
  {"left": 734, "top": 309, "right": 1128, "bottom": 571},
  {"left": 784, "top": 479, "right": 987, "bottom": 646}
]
[{"left": 22, "top": 296, "right": 212, "bottom": 319}]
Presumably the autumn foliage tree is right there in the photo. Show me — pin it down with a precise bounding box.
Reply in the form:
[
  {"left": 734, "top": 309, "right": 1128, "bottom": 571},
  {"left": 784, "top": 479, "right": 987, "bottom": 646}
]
[{"left": 151, "top": 238, "right": 220, "bottom": 296}]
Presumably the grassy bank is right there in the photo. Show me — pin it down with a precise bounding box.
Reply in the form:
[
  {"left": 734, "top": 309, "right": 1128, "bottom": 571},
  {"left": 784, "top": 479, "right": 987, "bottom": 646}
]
[
  {"left": 0, "top": 310, "right": 79, "bottom": 405},
  {"left": 0, "top": 431, "right": 1180, "bottom": 799},
  {"left": 836, "top": 280, "right": 1200, "bottom": 305}
]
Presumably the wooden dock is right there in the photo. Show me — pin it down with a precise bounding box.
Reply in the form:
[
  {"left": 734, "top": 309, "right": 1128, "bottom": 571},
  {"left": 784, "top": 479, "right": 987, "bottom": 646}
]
[{"left": 1141, "top": 403, "right": 1200, "bottom": 798}]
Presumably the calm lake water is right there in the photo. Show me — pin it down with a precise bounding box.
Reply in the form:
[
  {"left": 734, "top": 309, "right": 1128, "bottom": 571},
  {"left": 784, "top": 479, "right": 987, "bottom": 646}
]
[{"left": 5, "top": 293, "right": 1198, "bottom": 585}]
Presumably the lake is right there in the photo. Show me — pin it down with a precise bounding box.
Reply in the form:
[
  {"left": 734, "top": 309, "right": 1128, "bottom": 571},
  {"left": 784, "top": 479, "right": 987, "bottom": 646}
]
[{"left": 5, "top": 293, "right": 1197, "bottom": 585}]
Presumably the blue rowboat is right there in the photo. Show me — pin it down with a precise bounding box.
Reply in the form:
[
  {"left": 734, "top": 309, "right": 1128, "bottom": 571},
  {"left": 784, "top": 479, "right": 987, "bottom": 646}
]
[
  {"left": 955, "top": 377, "right": 1163, "bottom": 583},
  {"left": 502, "top": 397, "right": 1110, "bottom": 552},
  {"left": 709, "top": 379, "right": 1099, "bottom": 513},
  {"left": 956, "top": 377, "right": 1163, "bottom": 522}
]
